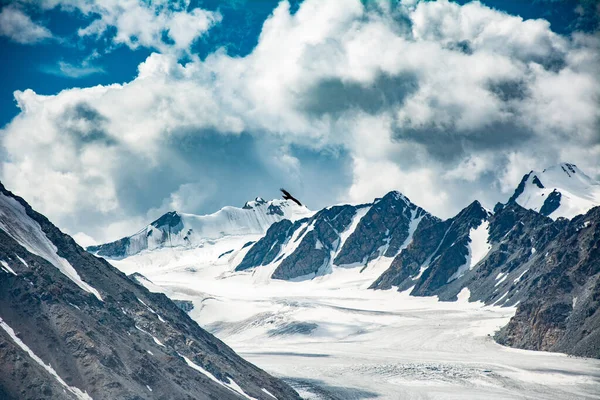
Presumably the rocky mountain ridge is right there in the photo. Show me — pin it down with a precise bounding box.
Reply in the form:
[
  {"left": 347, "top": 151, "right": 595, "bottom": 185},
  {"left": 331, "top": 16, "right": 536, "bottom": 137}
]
[
  {"left": 88, "top": 197, "right": 312, "bottom": 259},
  {"left": 236, "top": 191, "right": 435, "bottom": 281},
  {"left": 0, "top": 182, "right": 300, "bottom": 399},
  {"left": 90, "top": 163, "right": 600, "bottom": 358}
]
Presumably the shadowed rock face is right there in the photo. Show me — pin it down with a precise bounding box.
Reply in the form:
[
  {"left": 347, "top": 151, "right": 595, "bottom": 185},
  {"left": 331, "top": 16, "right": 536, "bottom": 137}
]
[
  {"left": 463, "top": 203, "right": 562, "bottom": 306},
  {"left": 86, "top": 236, "right": 130, "bottom": 259},
  {"left": 411, "top": 201, "right": 490, "bottom": 296},
  {"left": 539, "top": 190, "right": 561, "bottom": 216},
  {"left": 369, "top": 216, "right": 447, "bottom": 291},
  {"left": 371, "top": 201, "right": 489, "bottom": 294},
  {"left": 271, "top": 205, "right": 358, "bottom": 280},
  {"left": 235, "top": 219, "right": 300, "bottom": 271},
  {"left": 334, "top": 192, "right": 429, "bottom": 266},
  {"left": 372, "top": 201, "right": 563, "bottom": 303},
  {"left": 150, "top": 211, "right": 182, "bottom": 229},
  {"left": 495, "top": 207, "right": 600, "bottom": 357},
  {"left": 0, "top": 182, "right": 300, "bottom": 400},
  {"left": 236, "top": 192, "right": 436, "bottom": 281}
]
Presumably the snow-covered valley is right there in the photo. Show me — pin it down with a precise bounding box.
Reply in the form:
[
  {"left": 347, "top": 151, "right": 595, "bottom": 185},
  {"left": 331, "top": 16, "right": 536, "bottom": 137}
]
[{"left": 112, "top": 239, "right": 600, "bottom": 400}]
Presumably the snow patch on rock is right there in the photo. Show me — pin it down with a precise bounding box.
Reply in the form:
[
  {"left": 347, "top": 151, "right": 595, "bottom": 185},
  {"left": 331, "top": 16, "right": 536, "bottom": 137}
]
[
  {"left": 0, "top": 318, "right": 93, "bottom": 400},
  {"left": 0, "top": 193, "right": 102, "bottom": 301}
]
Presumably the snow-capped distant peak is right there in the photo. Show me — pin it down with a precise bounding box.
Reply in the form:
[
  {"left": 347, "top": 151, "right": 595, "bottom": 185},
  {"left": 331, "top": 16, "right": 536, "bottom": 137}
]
[
  {"left": 89, "top": 198, "right": 313, "bottom": 258},
  {"left": 243, "top": 197, "right": 267, "bottom": 209},
  {"left": 509, "top": 163, "right": 600, "bottom": 219}
]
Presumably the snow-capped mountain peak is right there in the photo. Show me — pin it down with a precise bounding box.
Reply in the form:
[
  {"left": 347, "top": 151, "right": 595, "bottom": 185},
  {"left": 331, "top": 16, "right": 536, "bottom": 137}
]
[
  {"left": 243, "top": 196, "right": 267, "bottom": 209},
  {"left": 508, "top": 163, "right": 600, "bottom": 219},
  {"left": 88, "top": 198, "right": 312, "bottom": 258}
]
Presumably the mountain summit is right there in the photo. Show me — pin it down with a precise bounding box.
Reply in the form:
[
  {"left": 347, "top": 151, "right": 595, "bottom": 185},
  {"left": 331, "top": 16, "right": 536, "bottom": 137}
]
[
  {"left": 88, "top": 198, "right": 312, "bottom": 258},
  {"left": 508, "top": 163, "right": 600, "bottom": 219}
]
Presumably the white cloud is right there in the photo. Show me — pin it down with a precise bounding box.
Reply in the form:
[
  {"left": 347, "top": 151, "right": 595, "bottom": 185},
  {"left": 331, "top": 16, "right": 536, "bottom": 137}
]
[
  {"left": 443, "top": 155, "right": 494, "bottom": 182},
  {"left": 148, "top": 182, "right": 216, "bottom": 218},
  {"left": 0, "top": 5, "right": 52, "bottom": 44},
  {"left": 34, "top": 0, "right": 220, "bottom": 53},
  {"left": 41, "top": 60, "right": 106, "bottom": 78},
  {"left": 1, "top": 0, "right": 599, "bottom": 241},
  {"left": 72, "top": 232, "right": 97, "bottom": 247}
]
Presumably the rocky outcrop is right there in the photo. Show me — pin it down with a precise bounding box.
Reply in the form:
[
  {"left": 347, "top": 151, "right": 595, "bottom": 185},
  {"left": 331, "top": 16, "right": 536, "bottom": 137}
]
[
  {"left": 495, "top": 207, "right": 600, "bottom": 357},
  {"left": 411, "top": 201, "right": 490, "bottom": 295},
  {"left": 539, "top": 190, "right": 561, "bottom": 216},
  {"left": 236, "top": 191, "right": 436, "bottom": 281},
  {"left": 271, "top": 205, "right": 358, "bottom": 280},
  {"left": 370, "top": 201, "right": 489, "bottom": 295},
  {"left": 456, "top": 203, "right": 558, "bottom": 307},
  {"left": 334, "top": 192, "right": 431, "bottom": 266},
  {"left": 235, "top": 219, "right": 301, "bottom": 271},
  {"left": 369, "top": 215, "right": 448, "bottom": 291},
  {"left": 0, "top": 182, "right": 300, "bottom": 400}
]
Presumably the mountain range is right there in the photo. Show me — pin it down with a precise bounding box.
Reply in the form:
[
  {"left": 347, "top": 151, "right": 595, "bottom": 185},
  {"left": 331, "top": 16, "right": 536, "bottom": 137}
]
[
  {"left": 90, "top": 163, "right": 600, "bottom": 359},
  {"left": 1, "top": 162, "right": 599, "bottom": 399}
]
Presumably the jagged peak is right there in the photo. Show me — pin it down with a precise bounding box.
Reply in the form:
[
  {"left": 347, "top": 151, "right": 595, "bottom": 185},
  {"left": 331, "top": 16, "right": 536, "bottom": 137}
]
[
  {"left": 150, "top": 211, "right": 182, "bottom": 229},
  {"left": 374, "top": 190, "right": 413, "bottom": 206},
  {"left": 542, "top": 162, "right": 580, "bottom": 177},
  {"left": 534, "top": 162, "right": 598, "bottom": 185},
  {"left": 243, "top": 196, "right": 268, "bottom": 209},
  {"left": 454, "top": 200, "right": 489, "bottom": 222}
]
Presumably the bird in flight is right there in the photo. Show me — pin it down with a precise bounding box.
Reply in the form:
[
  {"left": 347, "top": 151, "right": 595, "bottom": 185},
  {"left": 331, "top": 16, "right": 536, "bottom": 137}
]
[{"left": 280, "top": 188, "right": 303, "bottom": 207}]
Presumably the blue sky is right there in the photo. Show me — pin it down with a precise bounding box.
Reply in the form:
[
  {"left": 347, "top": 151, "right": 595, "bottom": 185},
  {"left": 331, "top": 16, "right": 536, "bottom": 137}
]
[{"left": 0, "top": 0, "right": 599, "bottom": 244}]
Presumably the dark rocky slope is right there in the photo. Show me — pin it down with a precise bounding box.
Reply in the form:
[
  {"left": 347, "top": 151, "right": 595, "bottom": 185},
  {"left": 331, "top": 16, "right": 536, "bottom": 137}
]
[
  {"left": 495, "top": 206, "right": 600, "bottom": 357},
  {"left": 272, "top": 204, "right": 358, "bottom": 280},
  {"left": 236, "top": 191, "right": 435, "bottom": 280},
  {"left": 371, "top": 201, "right": 489, "bottom": 295},
  {"left": 372, "top": 198, "right": 600, "bottom": 357},
  {"left": 236, "top": 204, "right": 364, "bottom": 280},
  {"left": 235, "top": 219, "right": 302, "bottom": 273},
  {"left": 0, "top": 182, "right": 300, "bottom": 400},
  {"left": 333, "top": 191, "right": 434, "bottom": 266}
]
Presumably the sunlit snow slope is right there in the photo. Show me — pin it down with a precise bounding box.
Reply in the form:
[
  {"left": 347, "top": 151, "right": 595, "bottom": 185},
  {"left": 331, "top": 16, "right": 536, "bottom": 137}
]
[
  {"left": 509, "top": 163, "right": 600, "bottom": 219},
  {"left": 88, "top": 197, "right": 312, "bottom": 258},
  {"left": 112, "top": 237, "right": 600, "bottom": 400}
]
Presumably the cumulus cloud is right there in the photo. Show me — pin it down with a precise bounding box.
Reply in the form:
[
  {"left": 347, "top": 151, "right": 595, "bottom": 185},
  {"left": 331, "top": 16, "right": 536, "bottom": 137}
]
[
  {"left": 1, "top": 0, "right": 599, "bottom": 242},
  {"left": 34, "top": 0, "right": 221, "bottom": 53},
  {"left": 0, "top": 5, "right": 52, "bottom": 44}
]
